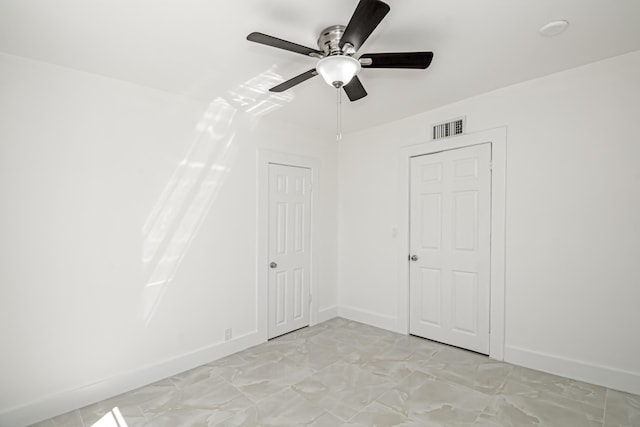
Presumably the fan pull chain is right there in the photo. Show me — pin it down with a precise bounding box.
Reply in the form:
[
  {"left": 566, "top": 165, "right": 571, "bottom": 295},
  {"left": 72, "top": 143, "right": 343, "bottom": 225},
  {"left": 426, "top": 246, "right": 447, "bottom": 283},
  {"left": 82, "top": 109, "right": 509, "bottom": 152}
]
[{"left": 336, "top": 87, "right": 343, "bottom": 141}]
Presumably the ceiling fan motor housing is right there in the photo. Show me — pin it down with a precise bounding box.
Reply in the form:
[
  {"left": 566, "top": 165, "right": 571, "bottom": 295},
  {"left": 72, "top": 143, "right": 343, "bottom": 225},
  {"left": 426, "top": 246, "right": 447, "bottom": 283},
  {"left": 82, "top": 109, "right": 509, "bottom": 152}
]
[{"left": 317, "top": 25, "right": 354, "bottom": 56}]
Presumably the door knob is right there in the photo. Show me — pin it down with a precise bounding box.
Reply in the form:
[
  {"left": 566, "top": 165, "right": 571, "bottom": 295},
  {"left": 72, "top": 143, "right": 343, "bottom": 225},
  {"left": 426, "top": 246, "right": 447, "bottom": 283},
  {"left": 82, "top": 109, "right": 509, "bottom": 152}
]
[
  {"left": 270, "top": 262, "right": 277, "bottom": 268},
  {"left": 410, "top": 255, "right": 419, "bottom": 261}
]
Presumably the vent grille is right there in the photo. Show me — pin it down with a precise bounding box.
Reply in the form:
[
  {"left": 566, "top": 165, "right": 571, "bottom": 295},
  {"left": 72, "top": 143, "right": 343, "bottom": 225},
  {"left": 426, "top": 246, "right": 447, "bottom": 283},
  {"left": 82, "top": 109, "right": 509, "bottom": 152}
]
[{"left": 432, "top": 117, "right": 465, "bottom": 140}]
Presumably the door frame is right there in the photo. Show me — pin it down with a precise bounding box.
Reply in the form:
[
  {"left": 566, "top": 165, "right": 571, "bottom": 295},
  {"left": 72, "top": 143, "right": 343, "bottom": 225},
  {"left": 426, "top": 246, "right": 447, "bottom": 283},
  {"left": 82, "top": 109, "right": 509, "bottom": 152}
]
[
  {"left": 257, "top": 150, "right": 320, "bottom": 342},
  {"left": 397, "top": 127, "right": 507, "bottom": 360}
]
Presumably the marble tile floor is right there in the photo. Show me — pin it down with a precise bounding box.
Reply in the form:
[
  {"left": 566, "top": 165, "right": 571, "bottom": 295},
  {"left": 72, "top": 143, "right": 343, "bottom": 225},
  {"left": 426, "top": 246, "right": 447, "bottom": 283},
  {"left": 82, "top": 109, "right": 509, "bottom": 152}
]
[{"left": 32, "top": 318, "right": 640, "bottom": 427}]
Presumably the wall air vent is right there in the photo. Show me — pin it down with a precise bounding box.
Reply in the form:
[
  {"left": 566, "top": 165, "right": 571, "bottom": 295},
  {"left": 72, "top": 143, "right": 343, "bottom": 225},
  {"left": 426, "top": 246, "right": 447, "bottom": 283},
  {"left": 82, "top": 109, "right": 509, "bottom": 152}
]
[{"left": 432, "top": 117, "right": 465, "bottom": 140}]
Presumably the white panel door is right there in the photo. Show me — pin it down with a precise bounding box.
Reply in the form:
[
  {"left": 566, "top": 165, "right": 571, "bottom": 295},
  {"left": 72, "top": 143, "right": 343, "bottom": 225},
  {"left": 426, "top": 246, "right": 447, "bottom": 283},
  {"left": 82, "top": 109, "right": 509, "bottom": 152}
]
[
  {"left": 409, "top": 143, "right": 491, "bottom": 354},
  {"left": 268, "top": 164, "right": 312, "bottom": 339}
]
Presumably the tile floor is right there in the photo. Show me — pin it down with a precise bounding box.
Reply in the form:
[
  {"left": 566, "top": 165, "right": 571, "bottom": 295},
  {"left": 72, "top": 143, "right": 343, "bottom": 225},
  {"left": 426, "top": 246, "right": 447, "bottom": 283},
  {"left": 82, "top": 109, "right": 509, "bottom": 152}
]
[{"left": 32, "top": 318, "right": 640, "bottom": 426}]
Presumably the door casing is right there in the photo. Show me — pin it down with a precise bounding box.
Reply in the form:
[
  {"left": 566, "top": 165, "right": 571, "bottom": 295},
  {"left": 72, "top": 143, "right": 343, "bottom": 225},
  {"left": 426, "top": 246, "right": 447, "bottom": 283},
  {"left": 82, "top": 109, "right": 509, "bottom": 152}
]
[{"left": 398, "top": 127, "right": 507, "bottom": 360}]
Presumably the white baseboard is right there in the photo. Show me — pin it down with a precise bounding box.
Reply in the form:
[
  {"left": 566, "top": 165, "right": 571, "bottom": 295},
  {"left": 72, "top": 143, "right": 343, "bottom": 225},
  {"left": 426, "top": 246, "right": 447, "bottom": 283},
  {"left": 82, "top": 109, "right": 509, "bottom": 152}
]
[
  {"left": 316, "top": 306, "right": 338, "bottom": 324},
  {"left": 504, "top": 345, "right": 640, "bottom": 395},
  {"left": 0, "top": 331, "right": 263, "bottom": 427},
  {"left": 337, "top": 305, "right": 399, "bottom": 333}
]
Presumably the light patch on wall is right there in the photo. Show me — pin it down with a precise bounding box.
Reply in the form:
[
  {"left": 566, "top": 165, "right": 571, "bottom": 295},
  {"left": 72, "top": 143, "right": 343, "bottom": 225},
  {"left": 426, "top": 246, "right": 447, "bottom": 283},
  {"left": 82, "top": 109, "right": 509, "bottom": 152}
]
[
  {"left": 140, "top": 96, "right": 237, "bottom": 325},
  {"left": 228, "top": 68, "right": 293, "bottom": 119},
  {"left": 139, "top": 69, "right": 292, "bottom": 325},
  {"left": 92, "top": 407, "right": 128, "bottom": 427}
]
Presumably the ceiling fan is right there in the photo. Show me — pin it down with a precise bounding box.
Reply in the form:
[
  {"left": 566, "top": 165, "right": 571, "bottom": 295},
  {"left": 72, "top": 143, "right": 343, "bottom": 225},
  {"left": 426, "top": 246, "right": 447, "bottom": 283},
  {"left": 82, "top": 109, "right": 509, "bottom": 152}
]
[{"left": 247, "top": 0, "right": 434, "bottom": 102}]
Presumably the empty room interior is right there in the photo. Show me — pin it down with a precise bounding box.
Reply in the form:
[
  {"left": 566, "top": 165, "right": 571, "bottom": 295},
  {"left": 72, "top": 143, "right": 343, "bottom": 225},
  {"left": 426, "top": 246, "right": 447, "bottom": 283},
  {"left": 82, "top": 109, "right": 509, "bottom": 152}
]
[{"left": 1, "top": 0, "right": 639, "bottom": 426}]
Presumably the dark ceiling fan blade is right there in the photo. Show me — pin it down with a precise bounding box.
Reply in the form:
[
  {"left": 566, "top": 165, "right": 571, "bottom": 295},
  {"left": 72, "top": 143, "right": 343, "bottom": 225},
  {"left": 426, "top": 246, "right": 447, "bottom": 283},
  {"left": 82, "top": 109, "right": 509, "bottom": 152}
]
[
  {"left": 343, "top": 76, "right": 368, "bottom": 101},
  {"left": 360, "top": 52, "right": 434, "bottom": 69},
  {"left": 270, "top": 69, "right": 319, "bottom": 92},
  {"left": 340, "top": 0, "right": 390, "bottom": 52},
  {"left": 247, "top": 32, "right": 324, "bottom": 57}
]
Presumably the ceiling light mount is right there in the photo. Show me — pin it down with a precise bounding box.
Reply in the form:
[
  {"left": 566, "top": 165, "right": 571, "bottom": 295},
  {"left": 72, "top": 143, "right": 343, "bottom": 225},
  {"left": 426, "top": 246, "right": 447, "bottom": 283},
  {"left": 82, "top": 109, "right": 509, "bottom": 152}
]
[{"left": 539, "top": 20, "right": 569, "bottom": 37}]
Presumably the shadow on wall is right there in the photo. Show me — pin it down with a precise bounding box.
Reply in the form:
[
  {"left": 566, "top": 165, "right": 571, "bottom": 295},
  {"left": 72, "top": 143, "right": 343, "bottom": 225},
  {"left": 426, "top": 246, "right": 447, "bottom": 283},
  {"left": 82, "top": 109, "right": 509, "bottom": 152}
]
[{"left": 139, "top": 67, "right": 293, "bottom": 325}]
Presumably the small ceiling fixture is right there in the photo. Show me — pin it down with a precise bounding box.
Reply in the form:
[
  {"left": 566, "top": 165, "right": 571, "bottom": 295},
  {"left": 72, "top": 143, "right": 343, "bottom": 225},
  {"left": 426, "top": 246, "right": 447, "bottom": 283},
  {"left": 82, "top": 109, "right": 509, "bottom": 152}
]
[{"left": 539, "top": 20, "right": 569, "bottom": 37}]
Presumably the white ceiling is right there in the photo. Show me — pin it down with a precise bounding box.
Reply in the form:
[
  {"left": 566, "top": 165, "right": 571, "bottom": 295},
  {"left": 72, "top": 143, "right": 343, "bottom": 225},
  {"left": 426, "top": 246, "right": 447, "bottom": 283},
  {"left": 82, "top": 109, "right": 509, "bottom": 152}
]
[{"left": 2, "top": 0, "right": 640, "bottom": 134}]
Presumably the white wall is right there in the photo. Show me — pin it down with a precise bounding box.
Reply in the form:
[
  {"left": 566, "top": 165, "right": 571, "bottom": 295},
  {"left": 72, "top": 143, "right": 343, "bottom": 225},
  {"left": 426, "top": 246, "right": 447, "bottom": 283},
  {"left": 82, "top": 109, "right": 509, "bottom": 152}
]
[
  {"left": 0, "top": 53, "right": 338, "bottom": 425},
  {"left": 338, "top": 50, "right": 640, "bottom": 394}
]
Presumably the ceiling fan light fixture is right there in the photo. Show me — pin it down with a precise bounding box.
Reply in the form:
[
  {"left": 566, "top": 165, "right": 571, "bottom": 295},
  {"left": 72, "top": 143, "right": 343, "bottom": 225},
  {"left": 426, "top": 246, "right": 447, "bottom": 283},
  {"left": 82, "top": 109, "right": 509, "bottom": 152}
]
[{"left": 316, "top": 55, "right": 361, "bottom": 88}]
